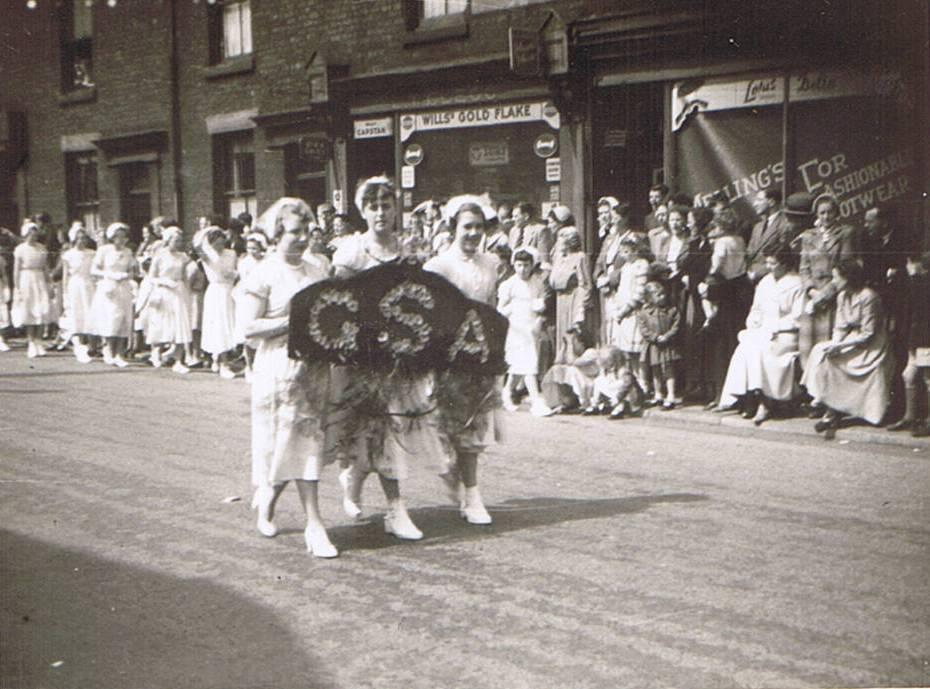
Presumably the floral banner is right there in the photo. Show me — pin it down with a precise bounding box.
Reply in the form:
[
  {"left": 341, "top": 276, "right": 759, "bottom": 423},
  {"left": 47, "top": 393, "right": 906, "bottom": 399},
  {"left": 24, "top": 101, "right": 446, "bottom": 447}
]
[{"left": 288, "top": 260, "right": 508, "bottom": 374}]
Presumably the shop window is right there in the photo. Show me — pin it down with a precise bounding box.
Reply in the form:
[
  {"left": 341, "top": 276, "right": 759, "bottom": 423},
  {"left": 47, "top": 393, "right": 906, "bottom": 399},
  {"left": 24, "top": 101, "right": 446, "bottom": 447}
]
[
  {"left": 59, "top": 0, "right": 94, "bottom": 93},
  {"left": 214, "top": 132, "right": 257, "bottom": 219},
  {"left": 65, "top": 152, "right": 100, "bottom": 235},
  {"left": 209, "top": 0, "right": 252, "bottom": 64}
]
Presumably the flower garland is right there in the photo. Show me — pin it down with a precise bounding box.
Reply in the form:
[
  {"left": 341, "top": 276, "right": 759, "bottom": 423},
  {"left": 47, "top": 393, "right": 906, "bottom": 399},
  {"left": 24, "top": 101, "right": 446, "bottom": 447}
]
[
  {"left": 306, "top": 288, "right": 360, "bottom": 356},
  {"left": 377, "top": 280, "right": 434, "bottom": 357}
]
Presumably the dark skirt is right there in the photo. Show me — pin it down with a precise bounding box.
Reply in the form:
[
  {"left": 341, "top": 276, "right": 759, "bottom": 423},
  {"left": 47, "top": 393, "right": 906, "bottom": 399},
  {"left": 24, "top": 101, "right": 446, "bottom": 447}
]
[{"left": 705, "top": 274, "right": 754, "bottom": 392}]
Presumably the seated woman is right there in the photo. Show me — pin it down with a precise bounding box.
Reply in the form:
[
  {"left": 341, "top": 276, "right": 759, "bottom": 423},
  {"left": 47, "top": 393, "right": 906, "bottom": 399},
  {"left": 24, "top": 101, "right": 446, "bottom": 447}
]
[
  {"left": 717, "top": 244, "right": 805, "bottom": 425},
  {"left": 801, "top": 257, "right": 893, "bottom": 438}
]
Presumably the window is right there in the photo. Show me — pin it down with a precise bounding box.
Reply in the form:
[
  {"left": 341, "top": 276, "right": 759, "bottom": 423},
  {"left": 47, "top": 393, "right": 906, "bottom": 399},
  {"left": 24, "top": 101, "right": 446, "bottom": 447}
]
[
  {"left": 209, "top": 0, "right": 252, "bottom": 64},
  {"left": 59, "top": 0, "right": 94, "bottom": 92},
  {"left": 65, "top": 152, "right": 100, "bottom": 235},
  {"left": 423, "top": 0, "right": 467, "bottom": 18},
  {"left": 214, "top": 133, "right": 257, "bottom": 219}
]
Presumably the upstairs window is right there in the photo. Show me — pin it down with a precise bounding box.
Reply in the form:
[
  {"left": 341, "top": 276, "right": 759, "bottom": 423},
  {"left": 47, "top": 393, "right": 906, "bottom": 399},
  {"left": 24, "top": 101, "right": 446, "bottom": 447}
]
[
  {"left": 214, "top": 132, "right": 257, "bottom": 219},
  {"left": 59, "top": 0, "right": 94, "bottom": 92},
  {"left": 209, "top": 0, "right": 253, "bottom": 64},
  {"left": 65, "top": 152, "right": 100, "bottom": 235},
  {"left": 423, "top": 0, "right": 467, "bottom": 18}
]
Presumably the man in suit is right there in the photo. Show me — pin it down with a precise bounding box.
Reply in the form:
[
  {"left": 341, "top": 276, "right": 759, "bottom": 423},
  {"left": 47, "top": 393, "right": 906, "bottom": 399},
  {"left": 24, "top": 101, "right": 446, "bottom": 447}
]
[
  {"left": 643, "top": 184, "right": 669, "bottom": 230},
  {"left": 508, "top": 202, "right": 553, "bottom": 269},
  {"left": 746, "top": 189, "right": 789, "bottom": 283}
]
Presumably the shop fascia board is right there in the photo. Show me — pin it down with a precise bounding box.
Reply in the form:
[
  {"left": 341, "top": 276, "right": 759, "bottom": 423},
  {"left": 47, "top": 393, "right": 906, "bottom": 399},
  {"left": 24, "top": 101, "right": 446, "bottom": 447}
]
[{"left": 331, "top": 52, "right": 512, "bottom": 95}]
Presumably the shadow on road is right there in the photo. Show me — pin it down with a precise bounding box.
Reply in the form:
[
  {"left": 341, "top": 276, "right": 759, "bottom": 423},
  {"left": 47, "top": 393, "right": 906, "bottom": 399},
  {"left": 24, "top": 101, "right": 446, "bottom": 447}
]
[
  {"left": 0, "top": 368, "right": 138, "bottom": 379},
  {"left": 331, "top": 492, "right": 708, "bottom": 553},
  {"left": 0, "top": 529, "right": 334, "bottom": 689}
]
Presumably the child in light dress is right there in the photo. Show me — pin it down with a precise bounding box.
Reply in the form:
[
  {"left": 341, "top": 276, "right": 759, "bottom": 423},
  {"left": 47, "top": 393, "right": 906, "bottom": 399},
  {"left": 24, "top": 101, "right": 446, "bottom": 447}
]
[
  {"left": 12, "top": 221, "right": 52, "bottom": 358},
  {"left": 583, "top": 346, "right": 642, "bottom": 419},
  {"left": 196, "top": 226, "right": 239, "bottom": 379},
  {"left": 498, "top": 247, "right": 553, "bottom": 417},
  {"left": 61, "top": 225, "right": 97, "bottom": 363}
]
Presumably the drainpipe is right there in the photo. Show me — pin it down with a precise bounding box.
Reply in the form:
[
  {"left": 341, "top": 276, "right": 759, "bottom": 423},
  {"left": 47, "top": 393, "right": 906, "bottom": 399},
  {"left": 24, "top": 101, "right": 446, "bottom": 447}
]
[{"left": 167, "top": 0, "right": 184, "bottom": 224}]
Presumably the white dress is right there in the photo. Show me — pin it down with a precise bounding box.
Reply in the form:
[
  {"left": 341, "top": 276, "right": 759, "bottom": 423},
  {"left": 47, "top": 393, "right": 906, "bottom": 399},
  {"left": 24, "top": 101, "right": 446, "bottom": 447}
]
[
  {"left": 200, "top": 247, "right": 238, "bottom": 355},
  {"left": 246, "top": 254, "right": 332, "bottom": 487},
  {"left": 497, "top": 273, "right": 546, "bottom": 376},
  {"left": 146, "top": 249, "right": 193, "bottom": 345},
  {"left": 89, "top": 245, "right": 137, "bottom": 338},
  {"left": 12, "top": 243, "right": 52, "bottom": 327},
  {"left": 608, "top": 257, "right": 649, "bottom": 354},
  {"left": 61, "top": 247, "right": 96, "bottom": 335},
  {"left": 719, "top": 272, "right": 805, "bottom": 406},
  {"left": 233, "top": 254, "right": 262, "bottom": 345}
]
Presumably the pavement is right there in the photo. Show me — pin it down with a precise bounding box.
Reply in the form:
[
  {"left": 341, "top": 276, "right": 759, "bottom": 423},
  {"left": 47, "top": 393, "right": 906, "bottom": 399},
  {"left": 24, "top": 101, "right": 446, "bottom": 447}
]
[{"left": 1, "top": 339, "right": 929, "bottom": 689}]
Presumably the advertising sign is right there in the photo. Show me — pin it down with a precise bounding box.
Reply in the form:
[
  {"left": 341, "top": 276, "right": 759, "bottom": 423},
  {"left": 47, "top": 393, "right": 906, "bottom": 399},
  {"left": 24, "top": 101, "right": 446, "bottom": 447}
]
[
  {"left": 400, "top": 101, "right": 560, "bottom": 141},
  {"left": 534, "top": 133, "right": 558, "bottom": 158},
  {"left": 469, "top": 142, "right": 509, "bottom": 167},
  {"left": 353, "top": 117, "right": 393, "bottom": 140},
  {"left": 545, "top": 157, "right": 561, "bottom": 182}
]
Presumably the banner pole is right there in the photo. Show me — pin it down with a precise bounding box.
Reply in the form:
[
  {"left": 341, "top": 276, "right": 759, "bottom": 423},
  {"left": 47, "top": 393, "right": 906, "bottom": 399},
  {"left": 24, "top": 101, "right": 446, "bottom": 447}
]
[{"left": 781, "top": 72, "right": 790, "bottom": 201}]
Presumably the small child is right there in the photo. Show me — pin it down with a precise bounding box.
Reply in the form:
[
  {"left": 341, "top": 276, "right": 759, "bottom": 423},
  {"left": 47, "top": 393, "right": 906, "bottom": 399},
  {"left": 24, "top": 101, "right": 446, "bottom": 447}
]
[
  {"left": 498, "top": 247, "right": 553, "bottom": 417},
  {"left": 584, "top": 346, "right": 642, "bottom": 419},
  {"left": 887, "top": 251, "right": 930, "bottom": 437},
  {"left": 637, "top": 280, "right": 682, "bottom": 409}
]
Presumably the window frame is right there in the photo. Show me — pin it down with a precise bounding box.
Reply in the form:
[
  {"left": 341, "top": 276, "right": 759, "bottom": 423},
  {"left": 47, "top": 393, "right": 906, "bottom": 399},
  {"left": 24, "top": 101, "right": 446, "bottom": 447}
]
[
  {"left": 208, "top": 0, "right": 253, "bottom": 66},
  {"left": 403, "top": 0, "right": 470, "bottom": 45},
  {"left": 59, "top": 0, "right": 94, "bottom": 94},
  {"left": 213, "top": 132, "right": 257, "bottom": 220},
  {"left": 65, "top": 151, "right": 101, "bottom": 236}
]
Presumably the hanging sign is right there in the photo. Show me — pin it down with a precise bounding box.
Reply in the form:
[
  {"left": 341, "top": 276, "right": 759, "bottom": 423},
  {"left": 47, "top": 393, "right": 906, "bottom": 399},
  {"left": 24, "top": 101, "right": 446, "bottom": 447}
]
[
  {"left": 400, "top": 101, "right": 560, "bottom": 141},
  {"left": 353, "top": 117, "right": 393, "bottom": 140},
  {"left": 469, "top": 142, "right": 509, "bottom": 166},
  {"left": 545, "top": 157, "right": 561, "bottom": 182},
  {"left": 509, "top": 27, "right": 540, "bottom": 78},
  {"left": 403, "top": 144, "right": 424, "bottom": 166},
  {"left": 300, "top": 136, "right": 330, "bottom": 164},
  {"left": 534, "top": 132, "right": 558, "bottom": 158},
  {"left": 401, "top": 165, "right": 416, "bottom": 189},
  {"left": 332, "top": 189, "right": 344, "bottom": 213}
]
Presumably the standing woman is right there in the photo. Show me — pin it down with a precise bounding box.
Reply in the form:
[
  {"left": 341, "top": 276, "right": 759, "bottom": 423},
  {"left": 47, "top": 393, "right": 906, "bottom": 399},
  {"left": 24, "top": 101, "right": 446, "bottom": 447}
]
[
  {"left": 678, "top": 206, "right": 715, "bottom": 403},
  {"left": 593, "top": 198, "right": 624, "bottom": 347},
  {"left": 424, "top": 195, "right": 502, "bottom": 524},
  {"left": 332, "top": 177, "right": 432, "bottom": 540},
  {"left": 146, "top": 226, "right": 195, "bottom": 374},
  {"left": 549, "top": 225, "right": 593, "bottom": 365},
  {"left": 240, "top": 198, "right": 337, "bottom": 557},
  {"left": 234, "top": 232, "right": 267, "bottom": 382},
  {"left": 61, "top": 224, "right": 97, "bottom": 363},
  {"left": 12, "top": 221, "right": 53, "bottom": 358},
  {"left": 89, "top": 222, "right": 137, "bottom": 366},
  {"left": 197, "top": 226, "right": 239, "bottom": 379}
]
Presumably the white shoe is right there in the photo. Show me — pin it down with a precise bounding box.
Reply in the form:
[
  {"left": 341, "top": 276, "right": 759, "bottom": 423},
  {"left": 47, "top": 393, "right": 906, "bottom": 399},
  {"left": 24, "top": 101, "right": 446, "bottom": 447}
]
[
  {"left": 461, "top": 487, "right": 492, "bottom": 525},
  {"left": 244, "top": 369, "right": 253, "bottom": 384},
  {"left": 35, "top": 344, "right": 48, "bottom": 357},
  {"left": 172, "top": 361, "right": 190, "bottom": 375},
  {"left": 26, "top": 342, "right": 37, "bottom": 358},
  {"left": 113, "top": 356, "right": 129, "bottom": 368},
  {"left": 151, "top": 351, "right": 163, "bottom": 368},
  {"left": 530, "top": 400, "right": 556, "bottom": 417},
  {"left": 501, "top": 391, "right": 518, "bottom": 412},
  {"left": 219, "top": 365, "right": 236, "bottom": 380},
  {"left": 250, "top": 486, "right": 278, "bottom": 538},
  {"left": 338, "top": 467, "right": 363, "bottom": 520},
  {"left": 75, "top": 345, "right": 91, "bottom": 363},
  {"left": 211, "top": 360, "right": 220, "bottom": 373},
  {"left": 384, "top": 501, "right": 423, "bottom": 540},
  {"left": 304, "top": 524, "right": 338, "bottom": 558},
  {"left": 0, "top": 339, "right": 10, "bottom": 352}
]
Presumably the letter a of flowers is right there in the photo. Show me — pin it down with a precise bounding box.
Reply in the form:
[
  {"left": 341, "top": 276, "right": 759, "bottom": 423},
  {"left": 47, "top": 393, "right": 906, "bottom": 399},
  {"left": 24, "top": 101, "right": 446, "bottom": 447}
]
[{"left": 448, "top": 309, "right": 490, "bottom": 364}]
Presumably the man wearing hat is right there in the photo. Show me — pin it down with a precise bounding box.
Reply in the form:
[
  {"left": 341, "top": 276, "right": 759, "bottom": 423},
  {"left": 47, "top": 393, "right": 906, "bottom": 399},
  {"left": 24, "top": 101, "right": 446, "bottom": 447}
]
[
  {"left": 746, "top": 189, "right": 789, "bottom": 283},
  {"left": 783, "top": 192, "right": 814, "bottom": 248}
]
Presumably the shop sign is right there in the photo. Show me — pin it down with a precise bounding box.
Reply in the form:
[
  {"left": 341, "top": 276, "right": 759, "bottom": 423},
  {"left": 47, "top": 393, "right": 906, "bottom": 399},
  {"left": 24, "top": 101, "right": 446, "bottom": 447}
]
[
  {"left": 401, "top": 165, "right": 415, "bottom": 189},
  {"left": 549, "top": 185, "right": 560, "bottom": 201},
  {"left": 509, "top": 27, "right": 539, "bottom": 78},
  {"left": 400, "top": 101, "right": 560, "bottom": 141},
  {"left": 353, "top": 117, "right": 393, "bottom": 140},
  {"left": 403, "top": 144, "right": 424, "bottom": 166},
  {"left": 534, "top": 133, "right": 558, "bottom": 158},
  {"left": 469, "top": 142, "right": 509, "bottom": 167},
  {"left": 300, "top": 136, "right": 330, "bottom": 164},
  {"left": 545, "top": 157, "right": 561, "bottom": 182}
]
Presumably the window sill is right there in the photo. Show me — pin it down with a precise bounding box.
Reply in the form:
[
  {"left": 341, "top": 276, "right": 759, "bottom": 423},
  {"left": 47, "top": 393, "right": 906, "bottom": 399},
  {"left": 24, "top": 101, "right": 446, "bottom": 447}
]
[
  {"left": 58, "top": 86, "right": 97, "bottom": 106},
  {"left": 204, "top": 53, "right": 255, "bottom": 80},
  {"left": 404, "top": 14, "right": 468, "bottom": 46}
]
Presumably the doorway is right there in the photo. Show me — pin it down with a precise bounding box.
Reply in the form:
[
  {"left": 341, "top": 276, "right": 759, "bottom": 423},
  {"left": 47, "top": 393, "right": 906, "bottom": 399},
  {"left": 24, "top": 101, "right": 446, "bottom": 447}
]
[{"left": 118, "top": 162, "right": 152, "bottom": 246}]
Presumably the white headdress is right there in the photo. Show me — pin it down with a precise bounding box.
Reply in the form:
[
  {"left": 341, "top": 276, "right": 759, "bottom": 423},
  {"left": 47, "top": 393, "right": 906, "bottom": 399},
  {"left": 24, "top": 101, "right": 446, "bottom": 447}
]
[
  {"left": 20, "top": 220, "right": 38, "bottom": 237},
  {"left": 443, "top": 194, "right": 497, "bottom": 225},
  {"left": 245, "top": 232, "right": 268, "bottom": 250},
  {"left": 105, "top": 222, "right": 130, "bottom": 241},
  {"left": 254, "top": 198, "right": 316, "bottom": 242},
  {"left": 354, "top": 176, "right": 395, "bottom": 214},
  {"left": 68, "top": 221, "right": 85, "bottom": 244},
  {"left": 161, "top": 225, "right": 182, "bottom": 246},
  {"left": 511, "top": 245, "right": 540, "bottom": 266}
]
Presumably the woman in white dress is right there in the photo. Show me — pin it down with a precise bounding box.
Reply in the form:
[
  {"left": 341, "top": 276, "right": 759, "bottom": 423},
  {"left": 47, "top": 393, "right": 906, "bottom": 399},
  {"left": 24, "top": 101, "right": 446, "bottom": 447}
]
[
  {"left": 331, "top": 177, "right": 432, "bottom": 541},
  {"left": 12, "top": 221, "right": 52, "bottom": 358},
  {"left": 61, "top": 224, "right": 97, "bottom": 363},
  {"left": 89, "top": 222, "right": 138, "bottom": 366},
  {"left": 240, "top": 198, "right": 337, "bottom": 557},
  {"left": 197, "top": 227, "right": 238, "bottom": 379},
  {"left": 718, "top": 244, "right": 805, "bottom": 425},
  {"left": 424, "top": 195, "right": 503, "bottom": 525},
  {"left": 146, "top": 226, "right": 195, "bottom": 374},
  {"left": 234, "top": 232, "right": 267, "bottom": 382}
]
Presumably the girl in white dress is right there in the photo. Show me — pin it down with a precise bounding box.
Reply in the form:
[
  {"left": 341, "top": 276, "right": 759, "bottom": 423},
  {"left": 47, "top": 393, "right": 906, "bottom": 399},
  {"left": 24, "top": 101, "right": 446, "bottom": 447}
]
[
  {"left": 0, "top": 256, "right": 10, "bottom": 352},
  {"left": 234, "top": 232, "right": 266, "bottom": 382},
  {"left": 12, "top": 221, "right": 52, "bottom": 358},
  {"left": 197, "top": 227, "right": 238, "bottom": 379},
  {"left": 240, "top": 198, "right": 337, "bottom": 557},
  {"left": 89, "top": 222, "right": 138, "bottom": 366},
  {"left": 61, "top": 225, "right": 97, "bottom": 363},
  {"left": 146, "top": 226, "right": 195, "bottom": 374}
]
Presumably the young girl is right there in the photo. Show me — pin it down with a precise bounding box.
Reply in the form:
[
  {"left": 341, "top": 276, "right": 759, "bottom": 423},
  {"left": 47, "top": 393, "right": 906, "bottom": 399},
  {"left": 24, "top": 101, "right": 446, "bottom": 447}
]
[
  {"left": 12, "top": 221, "right": 52, "bottom": 358},
  {"left": 637, "top": 280, "right": 682, "bottom": 409},
  {"left": 197, "top": 227, "right": 239, "bottom": 379},
  {"left": 583, "top": 346, "right": 642, "bottom": 419},
  {"left": 89, "top": 222, "right": 138, "bottom": 366},
  {"left": 609, "top": 236, "right": 651, "bottom": 395},
  {"left": 498, "top": 247, "right": 552, "bottom": 417},
  {"left": 234, "top": 232, "right": 266, "bottom": 382},
  {"left": 146, "top": 226, "right": 195, "bottom": 374},
  {"left": 61, "top": 224, "right": 97, "bottom": 363},
  {"left": 0, "top": 247, "right": 12, "bottom": 352}
]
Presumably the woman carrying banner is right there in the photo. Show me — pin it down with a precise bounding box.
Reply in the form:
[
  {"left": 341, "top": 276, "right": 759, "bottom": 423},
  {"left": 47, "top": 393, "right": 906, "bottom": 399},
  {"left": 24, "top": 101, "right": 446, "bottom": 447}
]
[
  {"left": 331, "top": 176, "right": 434, "bottom": 541},
  {"left": 424, "top": 195, "right": 503, "bottom": 525},
  {"left": 239, "top": 198, "right": 338, "bottom": 557}
]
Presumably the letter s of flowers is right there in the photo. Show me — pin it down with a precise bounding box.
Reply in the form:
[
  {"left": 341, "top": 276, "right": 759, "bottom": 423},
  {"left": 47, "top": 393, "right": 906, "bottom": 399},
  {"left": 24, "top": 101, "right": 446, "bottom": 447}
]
[
  {"left": 377, "top": 280, "right": 434, "bottom": 356},
  {"left": 448, "top": 309, "right": 490, "bottom": 364},
  {"left": 307, "top": 288, "right": 360, "bottom": 355}
]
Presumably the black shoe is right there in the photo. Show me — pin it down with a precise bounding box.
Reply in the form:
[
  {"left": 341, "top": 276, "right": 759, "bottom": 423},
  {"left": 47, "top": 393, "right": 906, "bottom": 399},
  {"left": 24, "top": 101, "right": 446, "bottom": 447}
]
[
  {"left": 814, "top": 417, "right": 837, "bottom": 434},
  {"left": 887, "top": 419, "right": 914, "bottom": 432},
  {"left": 808, "top": 406, "right": 826, "bottom": 420},
  {"left": 911, "top": 424, "right": 930, "bottom": 438},
  {"left": 609, "top": 402, "right": 628, "bottom": 420}
]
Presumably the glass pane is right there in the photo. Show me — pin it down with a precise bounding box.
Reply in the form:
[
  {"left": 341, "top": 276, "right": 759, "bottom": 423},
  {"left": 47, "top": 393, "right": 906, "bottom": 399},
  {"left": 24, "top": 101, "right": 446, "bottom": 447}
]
[
  {"left": 82, "top": 209, "right": 100, "bottom": 235},
  {"left": 73, "top": 0, "right": 93, "bottom": 39},
  {"left": 223, "top": 3, "right": 242, "bottom": 58},
  {"left": 240, "top": 1, "right": 252, "bottom": 54},
  {"left": 423, "top": 0, "right": 447, "bottom": 18},
  {"left": 448, "top": 0, "right": 467, "bottom": 13},
  {"left": 235, "top": 152, "right": 255, "bottom": 192}
]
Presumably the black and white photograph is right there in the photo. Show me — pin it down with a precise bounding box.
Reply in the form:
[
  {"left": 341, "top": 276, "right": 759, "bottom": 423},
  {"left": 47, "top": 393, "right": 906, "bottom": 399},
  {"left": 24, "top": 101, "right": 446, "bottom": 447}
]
[{"left": 1, "top": 1, "right": 929, "bottom": 687}]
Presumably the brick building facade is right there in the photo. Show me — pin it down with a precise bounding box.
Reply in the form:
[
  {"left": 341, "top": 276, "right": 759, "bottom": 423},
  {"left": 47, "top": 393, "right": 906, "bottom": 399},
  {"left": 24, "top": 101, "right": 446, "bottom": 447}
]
[{"left": 1, "top": 0, "right": 927, "bottom": 248}]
